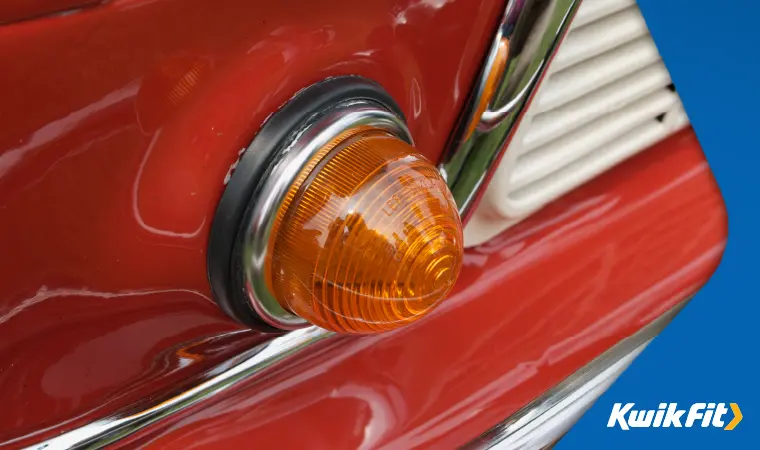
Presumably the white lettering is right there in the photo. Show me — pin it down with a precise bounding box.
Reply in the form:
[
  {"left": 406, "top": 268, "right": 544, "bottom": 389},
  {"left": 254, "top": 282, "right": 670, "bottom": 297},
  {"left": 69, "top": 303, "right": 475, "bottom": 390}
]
[
  {"left": 712, "top": 403, "right": 729, "bottom": 427},
  {"left": 663, "top": 403, "right": 684, "bottom": 427},
  {"left": 628, "top": 410, "right": 655, "bottom": 428},
  {"left": 608, "top": 403, "right": 635, "bottom": 430},
  {"left": 685, "top": 403, "right": 706, "bottom": 427},
  {"left": 609, "top": 402, "right": 732, "bottom": 429},
  {"left": 652, "top": 403, "right": 667, "bottom": 427},
  {"left": 702, "top": 403, "right": 715, "bottom": 427}
]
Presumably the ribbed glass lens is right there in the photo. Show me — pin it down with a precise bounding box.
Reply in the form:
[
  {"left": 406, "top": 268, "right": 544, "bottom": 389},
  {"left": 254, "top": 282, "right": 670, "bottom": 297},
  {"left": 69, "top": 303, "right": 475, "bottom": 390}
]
[{"left": 266, "top": 128, "right": 463, "bottom": 333}]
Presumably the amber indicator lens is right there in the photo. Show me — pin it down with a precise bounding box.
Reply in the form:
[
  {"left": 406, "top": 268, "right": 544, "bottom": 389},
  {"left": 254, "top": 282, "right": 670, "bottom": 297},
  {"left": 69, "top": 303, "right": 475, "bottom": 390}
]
[{"left": 266, "top": 128, "right": 463, "bottom": 333}]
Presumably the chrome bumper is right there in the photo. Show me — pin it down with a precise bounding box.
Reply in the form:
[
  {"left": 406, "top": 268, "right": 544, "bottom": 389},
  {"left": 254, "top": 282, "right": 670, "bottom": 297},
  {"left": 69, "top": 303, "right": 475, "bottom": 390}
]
[{"left": 463, "top": 303, "right": 684, "bottom": 450}]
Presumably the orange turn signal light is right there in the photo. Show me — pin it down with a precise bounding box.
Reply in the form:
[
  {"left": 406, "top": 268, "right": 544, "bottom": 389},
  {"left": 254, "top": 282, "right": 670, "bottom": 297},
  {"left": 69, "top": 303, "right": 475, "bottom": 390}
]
[{"left": 265, "top": 127, "right": 463, "bottom": 333}]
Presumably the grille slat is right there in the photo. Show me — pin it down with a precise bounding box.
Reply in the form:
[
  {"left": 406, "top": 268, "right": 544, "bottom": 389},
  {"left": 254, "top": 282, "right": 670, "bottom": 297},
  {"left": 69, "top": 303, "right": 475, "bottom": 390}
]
[
  {"left": 464, "top": 1, "right": 689, "bottom": 247},
  {"left": 536, "top": 37, "right": 661, "bottom": 113},
  {"left": 509, "top": 119, "right": 679, "bottom": 206},
  {"left": 571, "top": 0, "right": 637, "bottom": 28},
  {"left": 522, "top": 63, "right": 672, "bottom": 152},
  {"left": 551, "top": 6, "right": 649, "bottom": 73},
  {"left": 512, "top": 90, "right": 679, "bottom": 190}
]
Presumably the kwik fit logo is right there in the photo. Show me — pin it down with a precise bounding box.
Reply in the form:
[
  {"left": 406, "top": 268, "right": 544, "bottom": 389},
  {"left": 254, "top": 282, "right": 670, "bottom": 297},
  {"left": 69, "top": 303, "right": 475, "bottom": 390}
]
[{"left": 608, "top": 403, "right": 742, "bottom": 430}]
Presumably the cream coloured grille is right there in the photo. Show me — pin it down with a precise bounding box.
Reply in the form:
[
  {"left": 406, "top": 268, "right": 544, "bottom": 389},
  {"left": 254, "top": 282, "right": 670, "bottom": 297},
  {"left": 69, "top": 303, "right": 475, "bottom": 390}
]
[{"left": 465, "top": 0, "right": 689, "bottom": 246}]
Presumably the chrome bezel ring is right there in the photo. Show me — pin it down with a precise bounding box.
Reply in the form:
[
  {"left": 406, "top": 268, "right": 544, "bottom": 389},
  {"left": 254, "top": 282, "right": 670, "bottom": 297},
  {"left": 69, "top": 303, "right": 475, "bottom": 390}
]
[
  {"left": 207, "top": 77, "right": 410, "bottom": 331},
  {"left": 241, "top": 100, "right": 412, "bottom": 330}
]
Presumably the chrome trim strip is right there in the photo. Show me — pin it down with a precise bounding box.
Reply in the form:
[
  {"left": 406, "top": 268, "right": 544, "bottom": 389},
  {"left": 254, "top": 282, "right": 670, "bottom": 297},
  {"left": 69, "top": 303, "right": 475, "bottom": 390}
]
[
  {"left": 26, "top": 326, "right": 333, "bottom": 450},
  {"left": 440, "top": 0, "right": 581, "bottom": 220},
  {"left": 27, "top": 302, "right": 685, "bottom": 450},
  {"left": 485, "top": 345, "right": 648, "bottom": 450},
  {"left": 462, "top": 303, "right": 685, "bottom": 450},
  {"left": 241, "top": 100, "right": 412, "bottom": 330}
]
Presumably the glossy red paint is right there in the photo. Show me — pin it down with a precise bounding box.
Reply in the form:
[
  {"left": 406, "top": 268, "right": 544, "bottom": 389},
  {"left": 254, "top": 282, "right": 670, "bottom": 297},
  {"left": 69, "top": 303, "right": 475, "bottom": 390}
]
[
  {"left": 0, "top": 0, "right": 101, "bottom": 24},
  {"left": 0, "top": 0, "right": 503, "bottom": 444},
  {"left": 122, "top": 129, "right": 725, "bottom": 449}
]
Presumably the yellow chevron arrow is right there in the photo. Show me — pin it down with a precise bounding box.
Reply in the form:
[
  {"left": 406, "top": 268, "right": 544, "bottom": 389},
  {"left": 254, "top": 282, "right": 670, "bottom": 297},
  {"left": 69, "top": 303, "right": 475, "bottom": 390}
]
[{"left": 725, "top": 403, "right": 742, "bottom": 430}]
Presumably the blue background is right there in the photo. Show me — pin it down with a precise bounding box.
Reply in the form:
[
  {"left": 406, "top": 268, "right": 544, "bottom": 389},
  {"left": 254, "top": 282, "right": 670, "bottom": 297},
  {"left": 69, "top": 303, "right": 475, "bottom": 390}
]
[{"left": 559, "top": 0, "right": 759, "bottom": 447}]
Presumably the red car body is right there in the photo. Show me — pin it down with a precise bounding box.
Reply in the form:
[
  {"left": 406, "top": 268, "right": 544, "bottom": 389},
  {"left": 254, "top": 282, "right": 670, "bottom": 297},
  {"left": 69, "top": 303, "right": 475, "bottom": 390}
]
[{"left": 0, "top": 0, "right": 725, "bottom": 448}]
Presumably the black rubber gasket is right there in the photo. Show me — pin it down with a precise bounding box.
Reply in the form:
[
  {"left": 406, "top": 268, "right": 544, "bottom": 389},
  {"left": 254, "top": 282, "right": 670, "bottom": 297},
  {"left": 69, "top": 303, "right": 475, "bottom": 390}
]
[{"left": 206, "top": 76, "right": 405, "bottom": 331}]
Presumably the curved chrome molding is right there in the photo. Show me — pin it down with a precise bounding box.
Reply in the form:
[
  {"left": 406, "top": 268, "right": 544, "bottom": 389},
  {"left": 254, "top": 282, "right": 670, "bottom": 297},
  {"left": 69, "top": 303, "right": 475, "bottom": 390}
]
[
  {"left": 241, "top": 100, "right": 412, "bottom": 330},
  {"left": 25, "top": 326, "right": 333, "bottom": 450},
  {"left": 440, "top": 0, "right": 581, "bottom": 220},
  {"left": 462, "top": 302, "right": 686, "bottom": 450}
]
